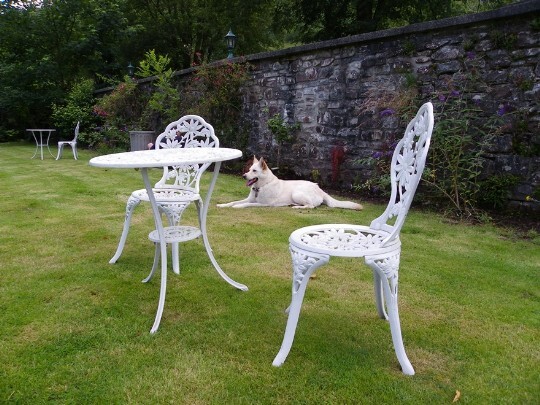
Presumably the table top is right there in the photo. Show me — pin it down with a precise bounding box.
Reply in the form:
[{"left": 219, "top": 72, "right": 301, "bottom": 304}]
[
  {"left": 89, "top": 147, "right": 242, "bottom": 169},
  {"left": 26, "top": 129, "right": 56, "bottom": 132}
]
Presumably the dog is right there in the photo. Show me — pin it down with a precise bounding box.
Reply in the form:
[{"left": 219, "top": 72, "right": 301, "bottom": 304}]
[{"left": 217, "top": 156, "right": 363, "bottom": 210}]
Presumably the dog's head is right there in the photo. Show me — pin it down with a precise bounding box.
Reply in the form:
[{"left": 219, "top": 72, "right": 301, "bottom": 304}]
[{"left": 242, "top": 156, "right": 270, "bottom": 187}]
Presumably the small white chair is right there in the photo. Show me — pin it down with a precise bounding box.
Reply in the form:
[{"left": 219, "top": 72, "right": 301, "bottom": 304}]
[
  {"left": 272, "top": 102, "right": 434, "bottom": 375},
  {"left": 109, "top": 115, "right": 218, "bottom": 276},
  {"left": 56, "top": 121, "right": 80, "bottom": 160}
]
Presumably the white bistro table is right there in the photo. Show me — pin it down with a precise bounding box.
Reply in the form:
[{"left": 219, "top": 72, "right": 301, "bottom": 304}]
[
  {"left": 27, "top": 128, "right": 56, "bottom": 160},
  {"left": 89, "top": 147, "right": 248, "bottom": 333}
]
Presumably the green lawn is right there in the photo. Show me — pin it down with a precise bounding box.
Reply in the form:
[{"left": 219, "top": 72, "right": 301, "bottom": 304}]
[{"left": 1, "top": 143, "right": 538, "bottom": 404}]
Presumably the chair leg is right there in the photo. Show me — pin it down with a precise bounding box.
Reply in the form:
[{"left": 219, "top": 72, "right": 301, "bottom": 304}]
[
  {"left": 161, "top": 202, "right": 191, "bottom": 273},
  {"left": 160, "top": 205, "right": 181, "bottom": 275},
  {"left": 56, "top": 144, "right": 64, "bottom": 160},
  {"left": 366, "top": 252, "right": 415, "bottom": 375},
  {"left": 72, "top": 144, "right": 78, "bottom": 160},
  {"left": 373, "top": 271, "right": 388, "bottom": 320},
  {"left": 272, "top": 244, "right": 329, "bottom": 367},
  {"left": 110, "top": 196, "right": 141, "bottom": 264}
]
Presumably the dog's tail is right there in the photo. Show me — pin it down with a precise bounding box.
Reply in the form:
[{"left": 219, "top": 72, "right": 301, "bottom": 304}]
[{"left": 323, "top": 194, "right": 363, "bottom": 210}]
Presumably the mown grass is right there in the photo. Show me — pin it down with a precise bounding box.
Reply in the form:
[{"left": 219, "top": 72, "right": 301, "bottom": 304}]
[{"left": 0, "top": 142, "right": 539, "bottom": 404}]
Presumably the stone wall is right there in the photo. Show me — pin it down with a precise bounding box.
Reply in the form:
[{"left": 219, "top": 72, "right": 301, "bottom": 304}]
[{"left": 235, "top": 1, "right": 540, "bottom": 210}]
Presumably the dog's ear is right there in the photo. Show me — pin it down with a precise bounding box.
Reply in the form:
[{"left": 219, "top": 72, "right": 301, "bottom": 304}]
[
  {"left": 252, "top": 155, "right": 258, "bottom": 163},
  {"left": 260, "top": 157, "right": 268, "bottom": 170}
]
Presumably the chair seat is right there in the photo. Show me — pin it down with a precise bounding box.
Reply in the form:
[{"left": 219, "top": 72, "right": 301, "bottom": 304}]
[
  {"left": 131, "top": 188, "right": 200, "bottom": 203},
  {"left": 290, "top": 224, "right": 401, "bottom": 257}
]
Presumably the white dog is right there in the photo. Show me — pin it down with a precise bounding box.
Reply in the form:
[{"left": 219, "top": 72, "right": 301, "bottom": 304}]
[{"left": 217, "top": 156, "right": 363, "bottom": 210}]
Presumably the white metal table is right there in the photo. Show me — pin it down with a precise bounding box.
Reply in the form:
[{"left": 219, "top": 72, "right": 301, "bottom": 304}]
[
  {"left": 89, "top": 147, "right": 248, "bottom": 333},
  {"left": 27, "top": 128, "right": 56, "bottom": 160}
]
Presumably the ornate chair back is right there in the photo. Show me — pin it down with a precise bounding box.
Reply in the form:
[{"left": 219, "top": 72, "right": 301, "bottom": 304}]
[
  {"left": 153, "top": 115, "right": 219, "bottom": 192},
  {"left": 370, "top": 102, "right": 433, "bottom": 245}
]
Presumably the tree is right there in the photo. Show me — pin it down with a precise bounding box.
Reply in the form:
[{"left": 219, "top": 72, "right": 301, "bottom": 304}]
[
  {"left": 126, "top": 0, "right": 284, "bottom": 68},
  {"left": 286, "top": 0, "right": 515, "bottom": 42},
  {"left": 0, "top": 0, "right": 132, "bottom": 133}
]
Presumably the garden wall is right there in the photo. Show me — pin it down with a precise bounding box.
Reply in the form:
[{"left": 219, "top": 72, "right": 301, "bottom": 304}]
[
  {"left": 231, "top": 1, "right": 539, "bottom": 210},
  {"left": 126, "top": 1, "right": 539, "bottom": 210}
]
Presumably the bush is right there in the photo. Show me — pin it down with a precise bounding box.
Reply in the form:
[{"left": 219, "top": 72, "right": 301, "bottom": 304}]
[
  {"left": 51, "top": 78, "right": 98, "bottom": 138},
  {"left": 477, "top": 174, "right": 520, "bottom": 210},
  {"left": 181, "top": 60, "right": 252, "bottom": 149}
]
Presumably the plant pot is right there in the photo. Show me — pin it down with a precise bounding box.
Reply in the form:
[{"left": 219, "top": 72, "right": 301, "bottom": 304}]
[{"left": 129, "top": 130, "right": 155, "bottom": 151}]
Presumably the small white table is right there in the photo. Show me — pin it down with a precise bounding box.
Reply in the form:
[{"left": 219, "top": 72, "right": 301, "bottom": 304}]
[
  {"left": 27, "top": 129, "right": 56, "bottom": 160},
  {"left": 89, "top": 148, "right": 248, "bottom": 333}
]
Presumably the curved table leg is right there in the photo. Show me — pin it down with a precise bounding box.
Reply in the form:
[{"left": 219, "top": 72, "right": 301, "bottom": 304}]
[
  {"left": 30, "top": 131, "right": 40, "bottom": 159},
  {"left": 200, "top": 162, "right": 248, "bottom": 291},
  {"left": 141, "top": 168, "right": 169, "bottom": 334}
]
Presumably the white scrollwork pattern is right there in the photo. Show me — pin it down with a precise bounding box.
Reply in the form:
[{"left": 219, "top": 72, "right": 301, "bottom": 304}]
[
  {"left": 369, "top": 251, "right": 400, "bottom": 301},
  {"left": 299, "top": 227, "right": 386, "bottom": 252},
  {"left": 290, "top": 246, "right": 328, "bottom": 293}
]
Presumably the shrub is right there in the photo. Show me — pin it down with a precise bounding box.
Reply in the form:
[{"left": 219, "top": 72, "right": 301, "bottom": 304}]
[
  {"left": 51, "top": 78, "right": 98, "bottom": 138},
  {"left": 477, "top": 174, "right": 520, "bottom": 210},
  {"left": 182, "top": 60, "right": 252, "bottom": 149}
]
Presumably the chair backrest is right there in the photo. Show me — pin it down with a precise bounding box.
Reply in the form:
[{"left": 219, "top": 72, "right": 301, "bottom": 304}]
[
  {"left": 153, "top": 115, "right": 219, "bottom": 191},
  {"left": 370, "top": 102, "right": 434, "bottom": 245},
  {"left": 72, "top": 121, "right": 80, "bottom": 142}
]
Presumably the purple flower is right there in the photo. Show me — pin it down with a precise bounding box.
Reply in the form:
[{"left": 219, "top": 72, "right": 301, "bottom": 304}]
[
  {"left": 438, "top": 94, "right": 446, "bottom": 102},
  {"left": 372, "top": 151, "right": 383, "bottom": 159},
  {"left": 497, "top": 103, "right": 513, "bottom": 116},
  {"left": 450, "top": 90, "right": 460, "bottom": 97},
  {"left": 379, "top": 108, "right": 395, "bottom": 117},
  {"left": 466, "top": 51, "right": 476, "bottom": 60}
]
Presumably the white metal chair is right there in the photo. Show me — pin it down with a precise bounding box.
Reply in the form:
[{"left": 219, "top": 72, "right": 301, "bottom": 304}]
[
  {"left": 272, "top": 102, "right": 434, "bottom": 375},
  {"left": 109, "top": 115, "right": 218, "bottom": 276},
  {"left": 56, "top": 121, "right": 80, "bottom": 160}
]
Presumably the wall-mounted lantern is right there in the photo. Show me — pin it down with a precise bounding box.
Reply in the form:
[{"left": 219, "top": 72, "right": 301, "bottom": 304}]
[
  {"left": 225, "top": 29, "right": 236, "bottom": 59},
  {"left": 127, "top": 62, "right": 135, "bottom": 77}
]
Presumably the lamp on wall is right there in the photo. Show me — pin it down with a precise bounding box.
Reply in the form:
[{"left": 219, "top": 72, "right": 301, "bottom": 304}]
[
  {"left": 225, "top": 29, "right": 236, "bottom": 59},
  {"left": 127, "top": 62, "right": 135, "bottom": 77}
]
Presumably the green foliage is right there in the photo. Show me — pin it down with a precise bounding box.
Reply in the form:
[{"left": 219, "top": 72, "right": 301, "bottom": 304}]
[
  {"left": 182, "top": 61, "right": 252, "bottom": 149},
  {"left": 490, "top": 30, "right": 518, "bottom": 50},
  {"left": 94, "top": 77, "right": 144, "bottom": 129},
  {"left": 0, "top": 129, "right": 20, "bottom": 143},
  {"left": 477, "top": 174, "right": 520, "bottom": 210},
  {"left": 403, "top": 40, "right": 416, "bottom": 56},
  {"left": 78, "top": 126, "right": 130, "bottom": 152},
  {"left": 51, "top": 78, "right": 97, "bottom": 138},
  {"left": 0, "top": 0, "right": 133, "bottom": 133},
  {"left": 136, "top": 50, "right": 181, "bottom": 125},
  {"left": 264, "top": 111, "right": 301, "bottom": 167},
  {"left": 90, "top": 77, "right": 144, "bottom": 151},
  {"left": 423, "top": 91, "right": 499, "bottom": 219},
  {"left": 90, "top": 50, "right": 181, "bottom": 150},
  {"left": 266, "top": 113, "right": 301, "bottom": 144}
]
